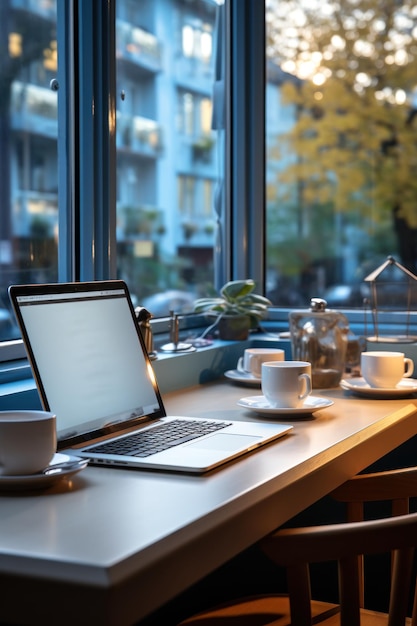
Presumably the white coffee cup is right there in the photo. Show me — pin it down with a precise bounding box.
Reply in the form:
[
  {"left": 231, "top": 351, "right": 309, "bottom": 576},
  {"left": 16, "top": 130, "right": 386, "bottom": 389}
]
[
  {"left": 0, "top": 410, "right": 56, "bottom": 476},
  {"left": 361, "top": 351, "right": 414, "bottom": 389},
  {"left": 237, "top": 348, "right": 285, "bottom": 378},
  {"left": 262, "top": 360, "right": 312, "bottom": 408}
]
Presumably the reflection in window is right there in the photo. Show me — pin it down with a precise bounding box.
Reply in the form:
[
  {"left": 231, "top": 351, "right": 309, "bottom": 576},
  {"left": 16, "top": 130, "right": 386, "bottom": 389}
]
[{"left": 265, "top": 0, "right": 417, "bottom": 309}]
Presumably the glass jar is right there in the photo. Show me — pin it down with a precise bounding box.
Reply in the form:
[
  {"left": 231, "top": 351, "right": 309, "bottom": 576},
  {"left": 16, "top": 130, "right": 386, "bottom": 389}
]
[{"left": 289, "top": 298, "right": 350, "bottom": 388}]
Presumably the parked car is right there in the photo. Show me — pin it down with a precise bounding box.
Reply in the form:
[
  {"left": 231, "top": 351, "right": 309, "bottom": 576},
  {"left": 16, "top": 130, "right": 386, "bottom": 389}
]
[
  {"left": 141, "top": 290, "right": 195, "bottom": 317},
  {"left": 324, "top": 283, "right": 370, "bottom": 308}
]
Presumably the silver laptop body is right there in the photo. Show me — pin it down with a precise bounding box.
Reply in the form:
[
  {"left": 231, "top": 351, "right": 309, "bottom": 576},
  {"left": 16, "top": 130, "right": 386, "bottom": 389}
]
[{"left": 9, "top": 280, "right": 292, "bottom": 474}]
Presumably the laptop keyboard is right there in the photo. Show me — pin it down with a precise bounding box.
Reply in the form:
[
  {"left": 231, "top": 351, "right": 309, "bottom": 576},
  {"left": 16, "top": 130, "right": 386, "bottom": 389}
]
[{"left": 89, "top": 419, "right": 232, "bottom": 458}]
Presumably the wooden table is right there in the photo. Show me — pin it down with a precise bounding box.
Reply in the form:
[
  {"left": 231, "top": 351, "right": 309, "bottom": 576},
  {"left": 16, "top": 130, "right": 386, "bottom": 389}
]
[{"left": 0, "top": 381, "right": 416, "bottom": 625}]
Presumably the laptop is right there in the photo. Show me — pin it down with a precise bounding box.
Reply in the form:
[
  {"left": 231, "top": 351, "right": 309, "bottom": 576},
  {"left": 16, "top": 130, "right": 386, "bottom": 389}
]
[{"left": 8, "top": 280, "right": 292, "bottom": 473}]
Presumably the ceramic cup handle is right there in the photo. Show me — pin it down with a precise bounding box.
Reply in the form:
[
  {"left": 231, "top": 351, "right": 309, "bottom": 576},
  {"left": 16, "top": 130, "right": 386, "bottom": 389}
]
[
  {"left": 404, "top": 358, "right": 414, "bottom": 378},
  {"left": 298, "top": 373, "right": 312, "bottom": 400}
]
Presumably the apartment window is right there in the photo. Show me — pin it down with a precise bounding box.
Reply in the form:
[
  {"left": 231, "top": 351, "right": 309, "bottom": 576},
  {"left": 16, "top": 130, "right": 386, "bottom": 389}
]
[
  {"left": 182, "top": 20, "right": 213, "bottom": 63},
  {"left": 265, "top": 0, "right": 417, "bottom": 309},
  {"left": 178, "top": 175, "right": 195, "bottom": 218},
  {"left": 178, "top": 91, "right": 195, "bottom": 136},
  {"left": 200, "top": 97, "right": 213, "bottom": 134},
  {"left": 178, "top": 91, "right": 214, "bottom": 139},
  {"left": 178, "top": 175, "right": 214, "bottom": 219},
  {"left": 202, "top": 179, "right": 214, "bottom": 219}
]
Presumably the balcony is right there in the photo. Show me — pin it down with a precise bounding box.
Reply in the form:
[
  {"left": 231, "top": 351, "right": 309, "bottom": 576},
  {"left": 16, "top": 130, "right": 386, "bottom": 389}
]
[
  {"left": 13, "top": 191, "right": 58, "bottom": 238},
  {"left": 11, "top": 82, "right": 57, "bottom": 139},
  {"left": 191, "top": 134, "right": 214, "bottom": 163},
  {"left": 116, "top": 20, "right": 162, "bottom": 74},
  {"left": 117, "top": 112, "right": 163, "bottom": 158}
]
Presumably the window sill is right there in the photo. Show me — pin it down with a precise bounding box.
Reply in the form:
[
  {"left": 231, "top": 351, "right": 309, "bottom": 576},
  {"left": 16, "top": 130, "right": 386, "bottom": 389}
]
[
  {"left": 2, "top": 305, "right": 417, "bottom": 412},
  {"left": 0, "top": 333, "right": 291, "bottom": 411}
]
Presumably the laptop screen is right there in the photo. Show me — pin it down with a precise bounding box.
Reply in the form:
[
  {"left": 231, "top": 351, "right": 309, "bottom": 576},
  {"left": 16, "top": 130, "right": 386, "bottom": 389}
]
[{"left": 9, "top": 282, "right": 165, "bottom": 447}]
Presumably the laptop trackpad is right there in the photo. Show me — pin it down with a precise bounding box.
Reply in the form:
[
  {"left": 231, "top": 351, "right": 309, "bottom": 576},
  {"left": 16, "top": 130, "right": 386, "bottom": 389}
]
[{"left": 187, "top": 433, "right": 261, "bottom": 452}]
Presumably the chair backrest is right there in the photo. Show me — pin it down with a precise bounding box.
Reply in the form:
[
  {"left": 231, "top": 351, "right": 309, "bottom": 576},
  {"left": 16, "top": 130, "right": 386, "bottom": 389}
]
[
  {"left": 261, "top": 467, "right": 417, "bottom": 626},
  {"left": 331, "top": 466, "right": 417, "bottom": 608},
  {"left": 331, "top": 466, "right": 417, "bottom": 520},
  {"left": 261, "top": 511, "right": 417, "bottom": 626}
]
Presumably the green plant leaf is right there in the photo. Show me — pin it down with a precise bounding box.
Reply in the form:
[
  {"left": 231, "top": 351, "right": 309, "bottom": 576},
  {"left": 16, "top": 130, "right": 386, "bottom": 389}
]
[
  {"left": 244, "top": 293, "right": 272, "bottom": 306},
  {"left": 193, "top": 279, "right": 270, "bottom": 322},
  {"left": 193, "top": 298, "right": 226, "bottom": 313},
  {"left": 220, "top": 279, "right": 255, "bottom": 301}
]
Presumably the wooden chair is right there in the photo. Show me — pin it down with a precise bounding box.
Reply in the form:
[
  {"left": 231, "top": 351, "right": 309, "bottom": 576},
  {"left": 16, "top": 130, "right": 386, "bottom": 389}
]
[
  {"left": 330, "top": 466, "right": 417, "bottom": 609},
  {"left": 331, "top": 466, "right": 417, "bottom": 520},
  {"left": 178, "top": 467, "right": 417, "bottom": 626}
]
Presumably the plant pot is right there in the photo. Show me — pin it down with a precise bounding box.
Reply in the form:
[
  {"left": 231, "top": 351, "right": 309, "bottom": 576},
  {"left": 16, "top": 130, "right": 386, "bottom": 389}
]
[{"left": 217, "top": 315, "right": 251, "bottom": 341}]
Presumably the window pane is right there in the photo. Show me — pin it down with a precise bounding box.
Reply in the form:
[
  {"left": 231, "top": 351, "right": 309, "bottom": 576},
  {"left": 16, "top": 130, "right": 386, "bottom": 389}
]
[
  {"left": 265, "top": 0, "right": 417, "bottom": 309},
  {"left": 0, "top": 0, "right": 57, "bottom": 340},
  {"left": 116, "top": 0, "right": 220, "bottom": 317}
]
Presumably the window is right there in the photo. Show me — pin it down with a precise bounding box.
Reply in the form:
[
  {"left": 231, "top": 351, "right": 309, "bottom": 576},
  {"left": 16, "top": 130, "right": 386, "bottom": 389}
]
[
  {"left": 115, "top": 0, "right": 219, "bottom": 313},
  {"left": 178, "top": 175, "right": 196, "bottom": 218},
  {"left": 178, "top": 90, "right": 213, "bottom": 139},
  {"left": 1, "top": 0, "right": 223, "bottom": 352},
  {"left": 4, "top": 0, "right": 414, "bottom": 366},
  {"left": 178, "top": 175, "right": 214, "bottom": 221},
  {"left": 182, "top": 19, "right": 213, "bottom": 63},
  {"left": 0, "top": 1, "right": 58, "bottom": 342},
  {"left": 178, "top": 91, "right": 195, "bottom": 136},
  {"left": 265, "top": 0, "right": 417, "bottom": 309}
]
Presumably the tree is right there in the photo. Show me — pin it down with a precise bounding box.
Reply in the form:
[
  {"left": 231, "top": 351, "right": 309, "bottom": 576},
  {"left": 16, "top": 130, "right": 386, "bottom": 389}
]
[{"left": 266, "top": 0, "right": 417, "bottom": 274}]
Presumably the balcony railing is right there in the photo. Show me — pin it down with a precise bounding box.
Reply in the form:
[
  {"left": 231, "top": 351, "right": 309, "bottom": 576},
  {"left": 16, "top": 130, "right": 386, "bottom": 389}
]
[
  {"left": 117, "top": 112, "right": 163, "bottom": 155},
  {"left": 116, "top": 20, "right": 162, "bottom": 72},
  {"left": 13, "top": 191, "right": 58, "bottom": 238},
  {"left": 11, "top": 82, "right": 57, "bottom": 137}
]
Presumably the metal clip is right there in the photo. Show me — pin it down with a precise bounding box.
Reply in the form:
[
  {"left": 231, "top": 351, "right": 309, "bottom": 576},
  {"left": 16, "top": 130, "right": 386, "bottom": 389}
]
[
  {"left": 160, "top": 310, "right": 195, "bottom": 353},
  {"left": 135, "top": 307, "right": 157, "bottom": 360}
]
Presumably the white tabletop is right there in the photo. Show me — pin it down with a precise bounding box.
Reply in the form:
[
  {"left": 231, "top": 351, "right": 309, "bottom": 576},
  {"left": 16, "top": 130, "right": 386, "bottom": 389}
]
[{"left": 0, "top": 380, "right": 416, "bottom": 625}]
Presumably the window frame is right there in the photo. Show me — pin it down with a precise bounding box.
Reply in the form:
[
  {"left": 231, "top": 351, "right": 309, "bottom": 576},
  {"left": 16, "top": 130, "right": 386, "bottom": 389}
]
[
  {"left": 229, "top": 0, "right": 265, "bottom": 286},
  {"left": 0, "top": 0, "right": 118, "bottom": 364},
  {"left": 0, "top": 0, "right": 266, "bottom": 366}
]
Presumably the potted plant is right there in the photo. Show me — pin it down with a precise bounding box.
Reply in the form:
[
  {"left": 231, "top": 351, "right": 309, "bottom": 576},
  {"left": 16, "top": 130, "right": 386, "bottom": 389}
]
[{"left": 193, "top": 279, "right": 272, "bottom": 340}]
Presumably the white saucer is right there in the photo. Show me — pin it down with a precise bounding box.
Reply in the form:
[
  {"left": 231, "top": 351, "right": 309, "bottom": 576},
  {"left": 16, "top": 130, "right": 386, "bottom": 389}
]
[
  {"left": 0, "top": 453, "right": 89, "bottom": 491},
  {"left": 340, "top": 377, "right": 417, "bottom": 399},
  {"left": 224, "top": 369, "right": 261, "bottom": 386},
  {"left": 237, "top": 395, "right": 334, "bottom": 416}
]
